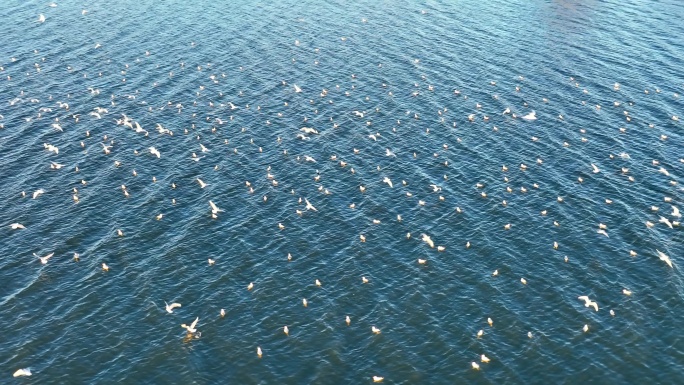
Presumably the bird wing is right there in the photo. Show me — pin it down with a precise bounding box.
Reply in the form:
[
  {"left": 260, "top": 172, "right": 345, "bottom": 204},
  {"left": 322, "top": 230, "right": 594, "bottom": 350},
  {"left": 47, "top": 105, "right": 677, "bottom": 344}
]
[
  {"left": 577, "top": 296, "right": 589, "bottom": 303},
  {"left": 169, "top": 303, "right": 181, "bottom": 310},
  {"left": 44, "top": 252, "right": 54, "bottom": 261},
  {"left": 190, "top": 317, "right": 199, "bottom": 329}
]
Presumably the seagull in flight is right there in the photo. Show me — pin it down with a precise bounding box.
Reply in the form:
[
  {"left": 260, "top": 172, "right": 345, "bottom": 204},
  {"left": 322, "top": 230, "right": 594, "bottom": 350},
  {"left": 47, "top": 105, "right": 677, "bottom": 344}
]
[
  {"left": 37, "top": 14, "right": 46, "bottom": 23},
  {"left": 10, "top": 223, "right": 25, "bottom": 229},
  {"left": 591, "top": 164, "right": 600, "bottom": 173},
  {"left": 382, "top": 177, "right": 393, "bottom": 188},
  {"left": 34, "top": 252, "right": 54, "bottom": 264},
  {"left": 149, "top": 147, "right": 161, "bottom": 158},
  {"left": 181, "top": 317, "right": 199, "bottom": 334},
  {"left": 656, "top": 249, "right": 673, "bottom": 268},
  {"left": 577, "top": 296, "right": 599, "bottom": 311},
  {"left": 659, "top": 216, "right": 673, "bottom": 229},
  {"left": 165, "top": 301, "right": 182, "bottom": 313},
  {"left": 209, "top": 200, "right": 223, "bottom": 214},
  {"left": 421, "top": 233, "right": 435, "bottom": 248},
  {"left": 33, "top": 189, "right": 45, "bottom": 199},
  {"left": 197, "top": 178, "right": 208, "bottom": 188},
  {"left": 304, "top": 198, "right": 317, "bottom": 211}
]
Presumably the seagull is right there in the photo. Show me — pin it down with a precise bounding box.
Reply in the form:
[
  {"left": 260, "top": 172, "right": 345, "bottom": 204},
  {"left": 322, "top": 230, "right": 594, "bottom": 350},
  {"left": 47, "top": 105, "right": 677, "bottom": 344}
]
[
  {"left": 385, "top": 148, "right": 396, "bottom": 157},
  {"left": 10, "top": 223, "right": 25, "bottom": 229},
  {"left": 181, "top": 317, "right": 199, "bottom": 334},
  {"left": 591, "top": 164, "right": 600, "bottom": 173},
  {"left": 34, "top": 252, "right": 54, "bottom": 264},
  {"left": 583, "top": 324, "right": 589, "bottom": 333},
  {"left": 13, "top": 369, "right": 32, "bottom": 377},
  {"left": 257, "top": 346, "right": 263, "bottom": 358},
  {"left": 421, "top": 233, "right": 435, "bottom": 248},
  {"left": 373, "top": 376, "right": 384, "bottom": 383},
  {"left": 209, "top": 201, "right": 223, "bottom": 214},
  {"left": 371, "top": 326, "right": 381, "bottom": 334},
  {"left": 200, "top": 143, "right": 210, "bottom": 153},
  {"left": 481, "top": 354, "right": 491, "bottom": 363},
  {"left": 382, "top": 177, "right": 393, "bottom": 188},
  {"left": 283, "top": 326, "right": 289, "bottom": 336},
  {"left": 165, "top": 302, "right": 181, "bottom": 313},
  {"left": 293, "top": 84, "right": 302, "bottom": 93},
  {"left": 659, "top": 216, "right": 673, "bottom": 229},
  {"left": 672, "top": 206, "right": 681, "bottom": 218},
  {"left": 472, "top": 362, "right": 480, "bottom": 370},
  {"left": 521, "top": 111, "right": 537, "bottom": 120},
  {"left": 33, "top": 189, "right": 45, "bottom": 199},
  {"left": 149, "top": 147, "right": 161, "bottom": 158},
  {"left": 304, "top": 198, "right": 317, "bottom": 211},
  {"left": 577, "top": 296, "right": 599, "bottom": 311},
  {"left": 197, "top": 178, "right": 207, "bottom": 188},
  {"left": 37, "top": 14, "right": 46, "bottom": 23},
  {"left": 656, "top": 249, "right": 673, "bottom": 268}
]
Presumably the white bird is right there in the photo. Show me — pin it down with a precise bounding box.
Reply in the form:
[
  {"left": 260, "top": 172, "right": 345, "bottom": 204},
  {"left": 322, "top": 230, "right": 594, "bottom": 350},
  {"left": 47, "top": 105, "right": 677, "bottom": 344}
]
[
  {"left": 304, "top": 155, "right": 316, "bottom": 163},
  {"left": 200, "top": 143, "right": 210, "bottom": 153},
  {"left": 37, "top": 14, "right": 46, "bottom": 23},
  {"left": 382, "top": 177, "right": 393, "bottom": 188},
  {"left": 10, "top": 223, "right": 25, "bottom": 229},
  {"left": 672, "top": 206, "right": 681, "bottom": 218},
  {"left": 577, "top": 296, "right": 599, "bottom": 311},
  {"left": 181, "top": 317, "right": 199, "bottom": 333},
  {"left": 165, "top": 302, "right": 181, "bottom": 313},
  {"left": 293, "top": 84, "right": 302, "bottom": 93},
  {"left": 209, "top": 200, "right": 223, "bottom": 214},
  {"left": 658, "top": 167, "right": 669, "bottom": 176},
  {"left": 521, "top": 111, "right": 537, "bottom": 120},
  {"left": 656, "top": 249, "right": 673, "bottom": 268},
  {"left": 597, "top": 229, "right": 609, "bottom": 237},
  {"left": 149, "top": 147, "right": 161, "bottom": 158},
  {"left": 33, "top": 189, "right": 45, "bottom": 199},
  {"left": 257, "top": 346, "right": 263, "bottom": 358},
  {"left": 197, "top": 178, "right": 207, "bottom": 188},
  {"left": 50, "top": 162, "right": 64, "bottom": 169},
  {"left": 373, "top": 376, "right": 384, "bottom": 383},
  {"left": 591, "top": 164, "right": 600, "bottom": 173},
  {"left": 371, "top": 326, "right": 381, "bottom": 334},
  {"left": 304, "top": 198, "right": 317, "bottom": 211},
  {"left": 421, "top": 233, "right": 435, "bottom": 248},
  {"left": 659, "top": 216, "right": 673, "bottom": 229},
  {"left": 13, "top": 368, "right": 32, "bottom": 377},
  {"left": 33, "top": 252, "right": 54, "bottom": 264}
]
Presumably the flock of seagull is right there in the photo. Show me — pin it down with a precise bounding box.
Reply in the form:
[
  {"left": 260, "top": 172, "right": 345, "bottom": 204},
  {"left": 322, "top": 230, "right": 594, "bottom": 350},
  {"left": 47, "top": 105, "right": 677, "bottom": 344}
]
[{"left": 5, "top": 3, "right": 683, "bottom": 381}]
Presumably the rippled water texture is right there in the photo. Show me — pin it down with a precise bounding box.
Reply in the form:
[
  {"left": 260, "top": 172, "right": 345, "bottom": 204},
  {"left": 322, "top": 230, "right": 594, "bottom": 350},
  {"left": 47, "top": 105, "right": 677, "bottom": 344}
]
[{"left": 1, "top": 0, "right": 683, "bottom": 383}]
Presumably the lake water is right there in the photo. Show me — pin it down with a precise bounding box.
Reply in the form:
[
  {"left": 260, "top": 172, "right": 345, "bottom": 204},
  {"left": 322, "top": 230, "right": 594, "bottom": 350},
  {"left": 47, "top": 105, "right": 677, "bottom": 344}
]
[{"left": 1, "top": 0, "right": 683, "bottom": 383}]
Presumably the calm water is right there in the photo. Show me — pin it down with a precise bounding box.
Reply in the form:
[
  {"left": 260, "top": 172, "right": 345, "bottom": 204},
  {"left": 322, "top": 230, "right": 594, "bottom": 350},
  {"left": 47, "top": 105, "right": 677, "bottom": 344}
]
[{"left": 1, "top": 0, "right": 683, "bottom": 383}]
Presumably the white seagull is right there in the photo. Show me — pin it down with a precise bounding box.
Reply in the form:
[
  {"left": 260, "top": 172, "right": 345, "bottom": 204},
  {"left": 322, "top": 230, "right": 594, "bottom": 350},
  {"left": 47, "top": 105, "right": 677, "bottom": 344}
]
[
  {"left": 165, "top": 301, "right": 182, "bottom": 313},
  {"left": 656, "top": 249, "right": 673, "bottom": 268},
  {"left": 181, "top": 317, "right": 199, "bottom": 333},
  {"left": 197, "top": 178, "right": 208, "bottom": 188},
  {"left": 34, "top": 252, "right": 54, "bottom": 264},
  {"left": 304, "top": 198, "right": 317, "bottom": 211},
  {"left": 209, "top": 200, "right": 223, "bottom": 214},
  {"left": 577, "top": 296, "right": 599, "bottom": 311},
  {"left": 421, "top": 233, "right": 435, "bottom": 248},
  {"left": 149, "top": 147, "right": 161, "bottom": 158}
]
